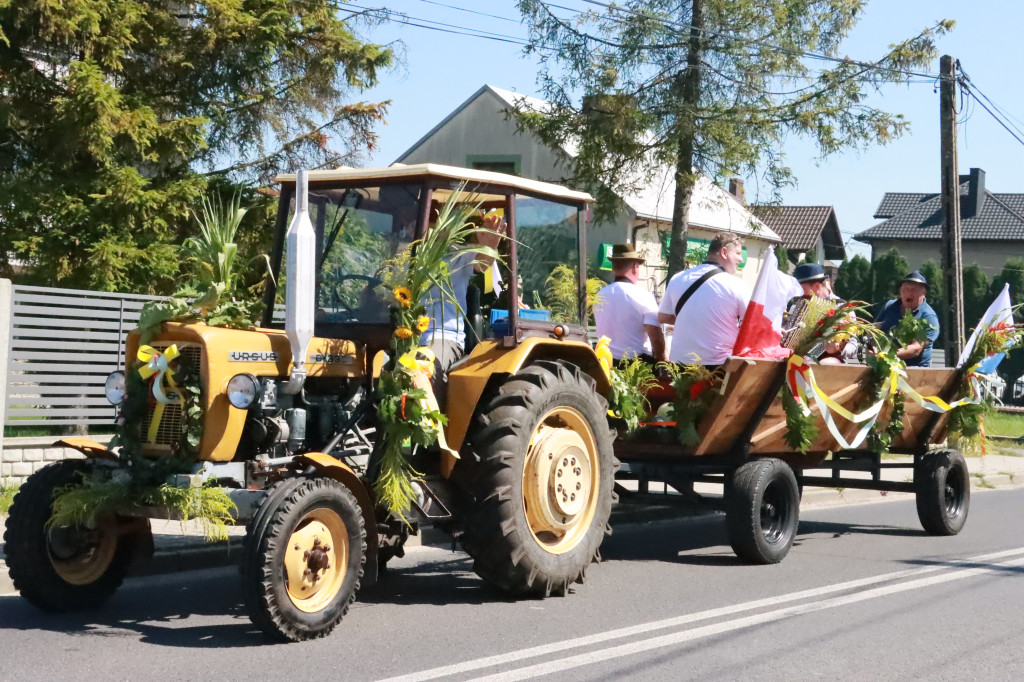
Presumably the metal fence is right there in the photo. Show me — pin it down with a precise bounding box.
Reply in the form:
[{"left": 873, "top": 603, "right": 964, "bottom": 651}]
[{"left": 5, "top": 285, "right": 163, "bottom": 427}]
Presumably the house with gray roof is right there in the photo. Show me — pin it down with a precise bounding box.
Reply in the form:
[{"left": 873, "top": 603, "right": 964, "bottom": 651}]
[
  {"left": 855, "top": 168, "right": 1024, "bottom": 276},
  {"left": 750, "top": 205, "right": 846, "bottom": 270},
  {"left": 394, "top": 84, "right": 781, "bottom": 291}
]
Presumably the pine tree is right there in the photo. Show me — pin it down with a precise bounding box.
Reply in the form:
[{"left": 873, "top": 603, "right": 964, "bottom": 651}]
[
  {"left": 836, "top": 254, "right": 872, "bottom": 302},
  {"left": 0, "top": 1, "right": 391, "bottom": 292},
  {"left": 514, "top": 0, "right": 951, "bottom": 277}
]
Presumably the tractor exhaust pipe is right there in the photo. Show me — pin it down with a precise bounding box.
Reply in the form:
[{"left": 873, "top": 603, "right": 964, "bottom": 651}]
[{"left": 281, "top": 169, "right": 315, "bottom": 395}]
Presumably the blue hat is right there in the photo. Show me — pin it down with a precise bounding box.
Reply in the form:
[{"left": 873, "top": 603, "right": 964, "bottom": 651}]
[
  {"left": 794, "top": 262, "right": 826, "bottom": 283},
  {"left": 902, "top": 270, "right": 928, "bottom": 287}
]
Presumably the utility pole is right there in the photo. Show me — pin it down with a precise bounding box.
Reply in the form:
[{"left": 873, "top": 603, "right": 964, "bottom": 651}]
[{"left": 940, "top": 54, "right": 965, "bottom": 362}]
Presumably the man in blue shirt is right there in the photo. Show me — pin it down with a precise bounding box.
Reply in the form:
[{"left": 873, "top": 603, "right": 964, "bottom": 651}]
[{"left": 875, "top": 270, "right": 941, "bottom": 367}]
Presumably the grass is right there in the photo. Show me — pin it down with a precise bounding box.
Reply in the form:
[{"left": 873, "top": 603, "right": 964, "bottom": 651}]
[
  {"left": 985, "top": 411, "right": 1024, "bottom": 438},
  {"left": 0, "top": 481, "right": 16, "bottom": 515}
]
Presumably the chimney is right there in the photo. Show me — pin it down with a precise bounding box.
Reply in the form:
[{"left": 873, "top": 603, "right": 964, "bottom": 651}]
[
  {"left": 966, "top": 167, "right": 986, "bottom": 218},
  {"left": 728, "top": 178, "right": 745, "bottom": 204}
]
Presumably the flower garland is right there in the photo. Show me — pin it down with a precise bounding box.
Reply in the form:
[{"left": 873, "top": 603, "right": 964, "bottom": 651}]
[
  {"left": 373, "top": 186, "right": 501, "bottom": 522},
  {"left": 950, "top": 316, "right": 1024, "bottom": 452},
  {"left": 662, "top": 361, "right": 720, "bottom": 447}
]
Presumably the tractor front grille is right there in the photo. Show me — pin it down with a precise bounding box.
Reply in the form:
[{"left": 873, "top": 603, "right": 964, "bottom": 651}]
[{"left": 141, "top": 343, "right": 203, "bottom": 450}]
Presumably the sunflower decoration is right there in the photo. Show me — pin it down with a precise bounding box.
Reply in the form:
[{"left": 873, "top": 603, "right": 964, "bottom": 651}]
[
  {"left": 393, "top": 286, "right": 413, "bottom": 308},
  {"left": 373, "top": 184, "right": 504, "bottom": 523}
]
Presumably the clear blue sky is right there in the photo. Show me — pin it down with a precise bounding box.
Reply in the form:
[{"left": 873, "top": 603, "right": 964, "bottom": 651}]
[{"left": 357, "top": 0, "right": 1024, "bottom": 262}]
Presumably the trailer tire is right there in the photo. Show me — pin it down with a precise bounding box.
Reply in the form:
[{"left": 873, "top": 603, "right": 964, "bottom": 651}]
[
  {"left": 3, "top": 460, "right": 144, "bottom": 612},
  {"left": 726, "top": 458, "right": 800, "bottom": 564},
  {"left": 915, "top": 449, "right": 969, "bottom": 536},
  {"left": 462, "top": 360, "right": 616, "bottom": 597},
  {"left": 242, "top": 476, "right": 365, "bottom": 642}
]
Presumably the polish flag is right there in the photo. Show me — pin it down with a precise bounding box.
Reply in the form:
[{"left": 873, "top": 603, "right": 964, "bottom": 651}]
[{"left": 732, "top": 247, "right": 803, "bottom": 359}]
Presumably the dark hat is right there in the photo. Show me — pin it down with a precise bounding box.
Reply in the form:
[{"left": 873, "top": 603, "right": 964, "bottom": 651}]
[
  {"left": 902, "top": 270, "right": 928, "bottom": 287},
  {"left": 608, "top": 243, "right": 644, "bottom": 262},
  {"left": 794, "top": 262, "right": 826, "bottom": 283}
]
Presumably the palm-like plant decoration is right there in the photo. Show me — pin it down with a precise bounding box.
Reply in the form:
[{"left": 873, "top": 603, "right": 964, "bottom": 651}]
[{"left": 375, "top": 185, "right": 503, "bottom": 521}]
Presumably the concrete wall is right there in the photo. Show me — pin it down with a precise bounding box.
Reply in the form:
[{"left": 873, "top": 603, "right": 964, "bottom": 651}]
[{"left": 869, "top": 240, "right": 1018, "bottom": 278}]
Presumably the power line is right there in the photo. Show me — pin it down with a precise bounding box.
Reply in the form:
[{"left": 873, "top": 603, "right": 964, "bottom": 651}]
[
  {"left": 415, "top": 0, "right": 522, "bottom": 24},
  {"left": 576, "top": 0, "right": 940, "bottom": 81}
]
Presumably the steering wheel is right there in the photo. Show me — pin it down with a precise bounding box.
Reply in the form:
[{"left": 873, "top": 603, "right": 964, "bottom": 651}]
[{"left": 320, "top": 274, "right": 385, "bottom": 322}]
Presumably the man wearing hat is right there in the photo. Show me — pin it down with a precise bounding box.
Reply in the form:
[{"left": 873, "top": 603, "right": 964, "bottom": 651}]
[
  {"left": 793, "top": 262, "right": 832, "bottom": 298},
  {"left": 874, "top": 270, "right": 940, "bottom": 367},
  {"left": 593, "top": 244, "right": 666, "bottom": 363}
]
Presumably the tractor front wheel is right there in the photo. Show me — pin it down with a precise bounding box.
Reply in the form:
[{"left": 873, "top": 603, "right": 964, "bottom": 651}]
[
  {"left": 3, "top": 460, "right": 147, "bottom": 612},
  {"left": 242, "top": 477, "right": 366, "bottom": 642},
  {"left": 462, "top": 360, "right": 616, "bottom": 597}
]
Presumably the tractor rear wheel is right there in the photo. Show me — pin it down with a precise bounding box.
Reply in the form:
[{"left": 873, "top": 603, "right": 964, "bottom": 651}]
[
  {"left": 242, "top": 476, "right": 366, "bottom": 641},
  {"left": 461, "top": 360, "right": 616, "bottom": 597},
  {"left": 3, "top": 460, "right": 147, "bottom": 612}
]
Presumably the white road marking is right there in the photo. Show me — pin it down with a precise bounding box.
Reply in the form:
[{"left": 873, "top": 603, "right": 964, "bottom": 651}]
[
  {"left": 380, "top": 547, "right": 1024, "bottom": 682},
  {"left": 478, "top": 555, "right": 1024, "bottom": 682}
]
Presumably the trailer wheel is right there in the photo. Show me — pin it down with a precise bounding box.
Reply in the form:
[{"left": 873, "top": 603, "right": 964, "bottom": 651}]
[
  {"left": 916, "top": 449, "right": 970, "bottom": 536},
  {"left": 726, "top": 458, "right": 800, "bottom": 564},
  {"left": 462, "top": 360, "right": 615, "bottom": 597},
  {"left": 242, "top": 477, "right": 365, "bottom": 641},
  {"left": 3, "top": 460, "right": 145, "bottom": 612}
]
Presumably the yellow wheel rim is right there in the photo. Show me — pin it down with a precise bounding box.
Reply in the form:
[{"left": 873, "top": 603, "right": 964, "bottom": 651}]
[
  {"left": 522, "top": 406, "right": 600, "bottom": 554},
  {"left": 48, "top": 516, "right": 119, "bottom": 586},
  {"left": 284, "top": 508, "right": 349, "bottom": 613}
]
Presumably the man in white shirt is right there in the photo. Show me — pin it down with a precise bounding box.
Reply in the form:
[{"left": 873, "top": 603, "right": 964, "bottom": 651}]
[
  {"left": 657, "top": 232, "right": 752, "bottom": 365},
  {"left": 594, "top": 244, "right": 666, "bottom": 363}
]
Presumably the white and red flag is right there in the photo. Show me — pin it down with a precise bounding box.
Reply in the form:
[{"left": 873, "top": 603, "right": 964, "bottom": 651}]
[{"left": 732, "top": 247, "right": 803, "bottom": 359}]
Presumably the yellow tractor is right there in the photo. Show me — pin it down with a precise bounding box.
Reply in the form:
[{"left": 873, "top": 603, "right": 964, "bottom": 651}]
[{"left": 4, "top": 164, "right": 615, "bottom": 641}]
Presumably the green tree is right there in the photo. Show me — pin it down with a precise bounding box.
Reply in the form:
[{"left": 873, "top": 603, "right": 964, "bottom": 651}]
[
  {"left": 919, "top": 259, "right": 944, "bottom": 320},
  {"left": 835, "top": 254, "right": 871, "bottom": 302},
  {"left": 871, "top": 248, "right": 908, "bottom": 305},
  {"left": 962, "top": 263, "right": 991, "bottom": 330},
  {"left": 0, "top": 1, "right": 391, "bottom": 293},
  {"left": 514, "top": 0, "right": 950, "bottom": 276},
  {"left": 776, "top": 246, "right": 789, "bottom": 273}
]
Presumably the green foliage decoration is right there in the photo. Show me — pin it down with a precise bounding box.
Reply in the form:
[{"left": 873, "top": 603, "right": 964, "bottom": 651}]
[
  {"left": 662, "top": 361, "right": 720, "bottom": 447},
  {"left": 608, "top": 356, "right": 659, "bottom": 433},
  {"left": 50, "top": 475, "right": 235, "bottom": 542},
  {"left": 891, "top": 310, "right": 936, "bottom": 349},
  {"left": 374, "top": 187, "right": 501, "bottom": 522},
  {"left": 781, "top": 386, "right": 818, "bottom": 453}
]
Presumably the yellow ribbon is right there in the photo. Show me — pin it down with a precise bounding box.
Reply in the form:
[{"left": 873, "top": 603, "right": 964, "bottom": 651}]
[
  {"left": 137, "top": 344, "right": 183, "bottom": 443},
  {"left": 398, "top": 347, "right": 457, "bottom": 458},
  {"left": 595, "top": 336, "right": 613, "bottom": 382}
]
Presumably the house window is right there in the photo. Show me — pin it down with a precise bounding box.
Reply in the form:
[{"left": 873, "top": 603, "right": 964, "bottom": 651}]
[{"left": 467, "top": 154, "right": 521, "bottom": 176}]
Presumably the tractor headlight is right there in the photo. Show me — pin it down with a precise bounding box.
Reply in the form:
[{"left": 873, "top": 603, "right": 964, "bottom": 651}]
[
  {"left": 227, "top": 373, "right": 259, "bottom": 409},
  {"left": 105, "top": 371, "right": 127, "bottom": 405}
]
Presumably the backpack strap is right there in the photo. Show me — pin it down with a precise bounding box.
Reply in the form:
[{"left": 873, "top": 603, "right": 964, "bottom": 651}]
[{"left": 674, "top": 265, "right": 724, "bottom": 318}]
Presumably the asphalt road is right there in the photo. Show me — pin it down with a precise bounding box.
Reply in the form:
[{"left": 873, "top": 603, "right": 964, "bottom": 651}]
[{"left": 3, "top": 489, "right": 1023, "bottom": 681}]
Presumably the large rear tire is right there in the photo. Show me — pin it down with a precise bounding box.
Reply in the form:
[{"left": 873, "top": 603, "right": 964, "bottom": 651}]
[
  {"left": 916, "top": 449, "right": 970, "bottom": 536},
  {"left": 461, "top": 360, "right": 616, "bottom": 597},
  {"left": 726, "top": 458, "right": 800, "bottom": 564},
  {"left": 3, "top": 460, "right": 146, "bottom": 612},
  {"left": 242, "top": 476, "right": 366, "bottom": 642}
]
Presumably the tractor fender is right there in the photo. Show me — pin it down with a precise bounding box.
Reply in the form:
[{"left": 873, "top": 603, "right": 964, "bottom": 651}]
[
  {"left": 443, "top": 338, "right": 610, "bottom": 475},
  {"left": 52, "top": 437, "right": 119, "bottom": 460},
  {"left": 294, "top": 453, "right": 379, "bottom": 586}
]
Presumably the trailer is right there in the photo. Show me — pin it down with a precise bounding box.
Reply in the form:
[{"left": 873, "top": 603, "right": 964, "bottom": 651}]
[{"left": 612, "top": 357, "right": 969, "bottom": 564}]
